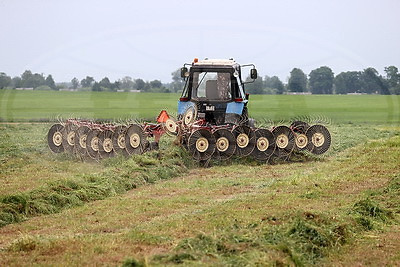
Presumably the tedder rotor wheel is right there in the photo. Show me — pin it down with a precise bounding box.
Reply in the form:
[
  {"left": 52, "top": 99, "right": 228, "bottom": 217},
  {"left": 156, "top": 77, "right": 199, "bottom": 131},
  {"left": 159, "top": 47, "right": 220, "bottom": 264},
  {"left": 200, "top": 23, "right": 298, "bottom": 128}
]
[
  {"left": 163, "top": 118, "right": 179, "bottom": 136},
  {"left": 125, "top": 124, "right": 148, "bottom": 155},
  {"left": 232, "top": 125, "right": 255, "bottom": 157},
  {"left": 272, "top": 125, "right": 295, "bottom": 158},
  {"left": 251, "top": 128, "right": 275, "bottom": 161},
  {"left": 98, "top": 129, "right": 115, "bottom": 159},
  {"left": 290, "top": 120, "right": 310, "bottom": 134},
  {"left": 62, "top": 123, "right": 78, "bottom": 154},
  {"left": 294, "top": 133, "right": 308, "bottom": 151},
  {"left": 75, "top": 125, "right": 91, "bottom": 157},
  {"left": 86, "top": 129, "right": 101, "bottom": 160},
  {"left": 47, "top": 123, "right": 65, "bottom": 153},
  {"left": 183, "top": 105, "right": 197, "bottom": 126},
  {"left": 112, "top": 125, "right": 128, "bottom": 156},
  {"left": 188, "top": 129, "right": 216, "bottom": 161},
  {"left": 306, "top": 124, "right": 331, "bottom": 155},
  {"left": 213, "top": 128, "right": 236, "bottom": 160}
]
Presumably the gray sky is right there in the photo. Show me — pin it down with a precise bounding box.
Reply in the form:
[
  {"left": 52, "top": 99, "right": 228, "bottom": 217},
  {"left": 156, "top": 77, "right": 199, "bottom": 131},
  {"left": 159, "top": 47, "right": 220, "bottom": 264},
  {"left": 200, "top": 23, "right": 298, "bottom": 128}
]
[{"left": 1, "top": 0, "right": 399, "bottom": 83}]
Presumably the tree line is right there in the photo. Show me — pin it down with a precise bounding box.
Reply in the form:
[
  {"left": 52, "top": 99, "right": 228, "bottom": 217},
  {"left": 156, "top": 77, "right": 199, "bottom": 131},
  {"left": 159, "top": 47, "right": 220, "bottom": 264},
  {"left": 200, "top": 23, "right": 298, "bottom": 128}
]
[
  {"left": 1, "top": 66, "right": 399, "bottom": 95},
  {"left": 246, "top": 66, "right": 400, "bottom": 95}
]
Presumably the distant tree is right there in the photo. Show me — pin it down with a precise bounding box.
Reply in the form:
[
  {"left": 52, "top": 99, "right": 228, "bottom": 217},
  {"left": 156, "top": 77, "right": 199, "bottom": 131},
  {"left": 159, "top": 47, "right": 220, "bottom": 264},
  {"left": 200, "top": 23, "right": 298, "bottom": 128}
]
[
  {"left": 135, "top": 78, "right": 145, "bottom": 91},
  {"left": 150, "top": 80, "right": 162, "bottom": 89},
  {"left": 119, "top": 76, "right": 135, "bottom": 90},
  {"left": 113, "top": 81, "right": 120, "bottom": 91},
  {"left": 0, "top": 72, "right": 12, "bottom": 89},
  {"left": 245, "top": 76, "right": 264, "bottom": 94},
  {"left": 99, "top": 77, "right": 111, "bottom": 90},
  {"left": 81, "top": 76, "right": 94, "bottom": 88},
  {"left": 21, "top": 70, "right": 33, "bottom": 83},
  {"left": 29, "top": 73, "right": 46, "bottom": 89},
  {"left": 360, "top": 68, "right": 389, "bottom": 94},
  {"left": 92, "top": 82, "right": 101, "bottom": 91},
  {"left": 45, "top": 74, "right": 56, "bottom": 90},
  {"left": 71, "top": 77, "right": 80, "bottom": 89},
  {"left": 265, "top": 75, "right": 285, "bottom": 94},
  {"left": 11, "top": 76, "right": 22, "bottom": 88},
  {"left": 21, "top": 70, "right": 45, "bottom": 88},
  {"left": 288, "top": 68, "right": 307, "bottom": 92},
  {"left": 334, "top": 71, "right": 362, "bottom": 94},
  {"left": 309, "top": 66, "right": 334, "bottom": 94},
  {"left": 384, "top": 66, "right": 399, "bottom": 88},
  {"left": 170, "top": 69, "right": 184, "bottom": 92}
]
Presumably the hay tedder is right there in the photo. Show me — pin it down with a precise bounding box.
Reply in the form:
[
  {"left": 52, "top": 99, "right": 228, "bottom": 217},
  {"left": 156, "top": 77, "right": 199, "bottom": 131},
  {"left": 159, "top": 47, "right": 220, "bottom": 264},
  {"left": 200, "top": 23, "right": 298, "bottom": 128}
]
[{"left": 47, "top": 58, "right": 331, "bottom": 162}]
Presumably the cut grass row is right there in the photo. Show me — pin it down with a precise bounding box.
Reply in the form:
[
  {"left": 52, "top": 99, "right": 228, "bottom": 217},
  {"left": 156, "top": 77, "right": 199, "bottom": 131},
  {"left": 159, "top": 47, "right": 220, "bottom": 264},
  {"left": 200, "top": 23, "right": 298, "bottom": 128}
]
[
  {"left": 1, "top": 134, "right": 399, "bottom": 265},
  {"left": 0, "top": 123, "right": 396, "bottom": 228}
]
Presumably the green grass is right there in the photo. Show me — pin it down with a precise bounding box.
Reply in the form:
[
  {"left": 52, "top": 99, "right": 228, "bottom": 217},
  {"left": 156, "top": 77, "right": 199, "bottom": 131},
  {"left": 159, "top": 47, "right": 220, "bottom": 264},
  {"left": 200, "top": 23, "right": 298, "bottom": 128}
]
[
  {"left": 1, "top": 91, "right": 400, "bottom": 265},
  {"left": 1, "top": 90, "right": 400, "bottom": 124}
]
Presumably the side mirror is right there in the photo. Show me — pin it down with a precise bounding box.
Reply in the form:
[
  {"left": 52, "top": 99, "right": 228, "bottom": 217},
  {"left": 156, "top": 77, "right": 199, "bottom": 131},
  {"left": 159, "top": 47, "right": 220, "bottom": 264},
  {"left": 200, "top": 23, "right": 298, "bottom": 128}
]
[
  {"left": 180, "top": 67, "right": 188, "bottom": 78},
  {"left": 250, "top": 68, "right": 258, "bottom": 80}
]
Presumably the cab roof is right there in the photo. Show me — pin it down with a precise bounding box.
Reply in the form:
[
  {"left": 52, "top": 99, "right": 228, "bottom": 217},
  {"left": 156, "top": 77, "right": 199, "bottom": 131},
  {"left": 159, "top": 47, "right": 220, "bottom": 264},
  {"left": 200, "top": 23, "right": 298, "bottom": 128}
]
[{"left": 193, "top": 58, "right": 237, "bottom": 66}]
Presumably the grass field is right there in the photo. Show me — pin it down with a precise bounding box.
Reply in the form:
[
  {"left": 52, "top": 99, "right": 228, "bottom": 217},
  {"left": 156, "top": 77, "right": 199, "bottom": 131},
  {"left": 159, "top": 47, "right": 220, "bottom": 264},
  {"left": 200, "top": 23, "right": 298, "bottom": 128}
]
[
  {"left": 1, "top": 90, "right": 400, "bottom": 124},
  {"left": 0, "top": 91, "right": 400, "bottom": 266}
]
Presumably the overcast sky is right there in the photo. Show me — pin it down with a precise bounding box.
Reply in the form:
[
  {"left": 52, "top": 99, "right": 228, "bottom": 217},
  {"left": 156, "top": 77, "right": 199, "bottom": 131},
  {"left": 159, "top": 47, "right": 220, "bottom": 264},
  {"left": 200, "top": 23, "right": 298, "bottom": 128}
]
[{"left": 1, "top": 0, "right": 399, "bottom": 83}]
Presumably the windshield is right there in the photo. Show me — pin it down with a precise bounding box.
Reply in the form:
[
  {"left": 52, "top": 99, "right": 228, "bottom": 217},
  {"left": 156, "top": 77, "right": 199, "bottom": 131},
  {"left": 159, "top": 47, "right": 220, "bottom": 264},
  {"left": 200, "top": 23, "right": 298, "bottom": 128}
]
[{"left": 192, "top": 71, "right": 232, "bottom": 100}]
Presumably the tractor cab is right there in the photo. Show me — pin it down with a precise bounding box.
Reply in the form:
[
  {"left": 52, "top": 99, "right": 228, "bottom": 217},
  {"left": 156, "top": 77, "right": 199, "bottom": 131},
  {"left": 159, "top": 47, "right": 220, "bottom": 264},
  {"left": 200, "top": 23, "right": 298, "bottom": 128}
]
[{"left": 178, "top": 58, "right": 257, "bottom": 125}]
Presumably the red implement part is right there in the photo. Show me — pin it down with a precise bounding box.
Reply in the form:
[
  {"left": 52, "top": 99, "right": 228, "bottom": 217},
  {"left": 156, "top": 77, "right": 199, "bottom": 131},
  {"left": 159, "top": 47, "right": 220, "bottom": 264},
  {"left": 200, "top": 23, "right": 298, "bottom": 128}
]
[{"left": 156, "top": 110, "right": 170, "bottom": 123}]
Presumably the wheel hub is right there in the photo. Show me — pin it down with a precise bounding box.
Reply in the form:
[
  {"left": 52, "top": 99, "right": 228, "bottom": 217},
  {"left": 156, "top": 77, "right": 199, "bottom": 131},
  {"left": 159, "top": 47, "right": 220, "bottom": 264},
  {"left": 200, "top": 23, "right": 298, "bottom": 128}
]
[
  {"left": 256, "top": 137, "right": 269, "bottom": 152},
  {"left": 216, "top": 137, "right": 229, "bottom": 152},
  {"left": 130, "top": 133, "right": 141, "bottom": 148},
  {"left": 79, "top": 134, "right": 87, "bottom": 149},
  {"left": 184, "top": 110, "right": 194, "bottom": 125},
  {"left": 53, "top": 131, "right": 62, "bottom": 147},
  {"left": 312, "top": 132, "right": 325, "bottom": 147},
  {"left": 165, "top": 119, "right": 177, "bottom": 134},
  {"left": 196, "top": 137, "right": 209, "bottom": 152},
  {"left": 91, "top": 136, "right": 99, "bottom": 151},
  {"left": 67, "top": 131, "right": 75, "bottom": 146},
  {"left": 276, "top": 134, "right": 289, "bottom": 149},
  {"left": 103, "top": 138, "right": 113, "bottom": 153},
  {"left": 295, "top": 134, "right": 308, "bottom": 149},
  {"left": 117, "top": 134, "right": 125, "bottom": 149},
  {"left": 237, "top": 133, "right": 249, "bottom": 148}
]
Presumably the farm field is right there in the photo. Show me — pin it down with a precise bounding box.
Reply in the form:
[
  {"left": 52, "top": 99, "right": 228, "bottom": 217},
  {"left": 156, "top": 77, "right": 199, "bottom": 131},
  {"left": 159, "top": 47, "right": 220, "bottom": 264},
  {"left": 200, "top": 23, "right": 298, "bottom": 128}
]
[
  {"left": 1, "top": 90, "right": 400, "bottom": 124},
  {"left": 0, "top": 91, "right": 400, "bottom": 266}
]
